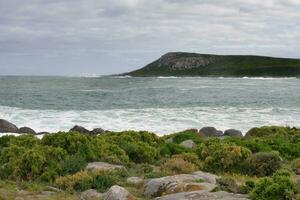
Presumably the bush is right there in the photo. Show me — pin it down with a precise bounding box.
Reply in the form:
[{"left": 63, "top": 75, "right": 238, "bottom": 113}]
[
  {"left": 291, "top": 158, "right": 300, "bottom": 169},
  {"left": 0, "top": 145, "right": 67, "bottom": 181},
  {"left": 41, "top": 132, "right": 96, "bottom": 161},
  {"left": 250, "top": 170, "right": 299, "bottom": 200},
  {"left": 159, "top": 142, "right": 191, "bottom": 157},
  {"left": 122, "top": 141, "right": 157, "bottom": 163},
  {"left": 55, "top": 170, "right": 117, "bottom": 192},
  {"left": 102, "top": 131, "right": 163, "bottom": 148},
  {"left": 245, "top": 126, "right": 300, "bottom": 139},
  {"left": 162, "top": 156, "right": 197, "bottom": 175},
  {"left": 60, "top": 155, "right": 87, "bottom": 176},
  {"left": 171, "top": 153, "right": 202, "bottom": 168},
  {"left": 198, "top": 139, "right": 251, "bottom": 173},
  {"left": 165, "top": 130, "right": 203, "bottom": 144},
  {"left": 246, "top": 152, "right": 282, "bottom": 177},
  {"left": 217, "top": 177, "right": 241, "bottom": 193}
]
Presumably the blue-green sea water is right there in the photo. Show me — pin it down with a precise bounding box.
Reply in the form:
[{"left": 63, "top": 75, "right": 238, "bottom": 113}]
[{"left": 0, "top": 76, "right": 299, "bottom": 135}]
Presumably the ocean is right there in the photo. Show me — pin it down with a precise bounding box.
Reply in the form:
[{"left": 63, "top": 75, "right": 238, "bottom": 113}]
[{"left": 0, "top": 76, "right": 299, "bottom": 135}]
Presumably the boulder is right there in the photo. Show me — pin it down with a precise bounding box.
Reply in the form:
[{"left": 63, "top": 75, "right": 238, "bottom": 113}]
[
  {"left": 86, "top": 162, "right": 124, "bottom": 172},
  {"left": 18, "top": 127, "right": 36, "bottom": 135},
  {"left": 180, "top": 139, "right": 196, "bottom": 149},
  {"left": 224, "top": 129, "right": 243, "bottom": 137},
  {"left": 162, "top": 182, "right": 216, "bottom": 195},
  {"left": 144, "top": 171, "right": 219, "bottom": 198},
  {"left": 199, "top": 127, "right": 223, "bottom": 137},
  {"left": 126, "top": 177, "right": 143, "bottom": 186},
  {"left": 0, "top": 119, "right": 18, "bottom": 133},
  {"left": 155, "top": 191, "right": 249, "bottom": 200},
  {"left": 81, "top": 189, "right": 105, "bottom": 200},
  {"left": 91, "top": 128, "right": 105, "bottom": 135},
  {"left": 104, "top": 185, "right": 135, "bottom": 200},
  {"left": 70, "top": 125, "right": 90, "bottom": 134}
]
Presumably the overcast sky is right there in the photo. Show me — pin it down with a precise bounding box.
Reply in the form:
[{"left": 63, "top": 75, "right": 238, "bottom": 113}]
[{"left": 0, "top": 0, "right": 299, "bottom": 75}]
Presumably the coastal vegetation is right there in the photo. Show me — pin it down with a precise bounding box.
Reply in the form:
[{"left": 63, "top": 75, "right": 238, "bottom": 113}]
[
  {"left": 0, "top": 126, "right": 300, "bottom": 199},
  {"left": 125, "top": 52, "right": 300, "bottom": 77}
]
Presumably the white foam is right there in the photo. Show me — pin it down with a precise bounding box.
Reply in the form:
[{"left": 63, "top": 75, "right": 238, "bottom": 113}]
[{"left": 0, "top": 105, "right": 299, "bottom": 135}]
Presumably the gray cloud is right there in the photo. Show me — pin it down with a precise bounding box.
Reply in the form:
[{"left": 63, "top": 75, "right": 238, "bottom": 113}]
[{"left": 0, "top": 0, "right": 299, "bottom": 75}]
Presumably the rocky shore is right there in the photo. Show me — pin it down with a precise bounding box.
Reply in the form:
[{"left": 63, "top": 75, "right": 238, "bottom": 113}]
[
  {"left": 0, "top": 118, "right": 242, "bottom": 138},
  {"left": 0, "top": 118, "right": 300, "bottom": 200}
]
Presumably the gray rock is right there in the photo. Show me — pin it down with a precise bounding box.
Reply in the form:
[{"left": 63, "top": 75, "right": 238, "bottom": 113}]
[
  {"left": 91, "top": 128, "right": 105, "bottom": 135},
  {"left": 0, "top": 119, "right": 18, "bottom": 133},
  {"left": 86, "top": 162, "right": 124, "bottom": 172},
  {"left": 155, "top": 191, "right": 249, "bottom": 200},
  {"left": 199, "top": 127, "right": 223, "bottom": 137},
  {"left": 224, "top": 129, "right": 243, "bottom": 137},
  {"left": 70, "top": 125, "right": 90, "bottom": 134},
  {"left": 144, "top": 171, "right": 219, "bottom": 198},
  {"left": 126, "top": 177, "right": 143, "bottom": 185},
  {"left": 180, "top": 139, "right": 196, "bottom": 149},
  {"left": 18, "top": 127, "right": 36, "bottom": 135},
  {"left": 81, "top": 189, "right": 105, "bottom": 200},
  {"left": 104, "top": 185, "right": 135, "bottom": 200}
]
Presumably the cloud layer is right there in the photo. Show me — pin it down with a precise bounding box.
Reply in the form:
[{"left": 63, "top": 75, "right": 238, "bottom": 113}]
[{"left": 0, "top": 0, "right": 299, "bottom": 75}]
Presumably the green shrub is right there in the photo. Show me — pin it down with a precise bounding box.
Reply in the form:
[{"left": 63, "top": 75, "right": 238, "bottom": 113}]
[
  {"left": 171, "top": 153, "right": 202, "bottom": 168},
  {"left": 0, "top": 145, "right": 27, "bottom": 179},
  {"left": 102, "top": 131, "right": 163, "bottom": 147},
  {"left": 55, "top": 170, "right": 117, "bottom": 192},
  {"left": 166, "top": 130, "right": 203, "bottom": 144},
  {"left": 60, "top": 155, "right": 87, "bottom": 176},
  {"left": 217, "top": 177, "right": 241, "bottom": 193},
  {"left": 198, "top": 139, "right": 251, "bottom": 173},
  {"left": 224, "top": 137, "right": 272, "bottom": 153},
  {"left": 246, "top": 152, "right": 282, "bottom": 177},
  {"left": 122, "top": 141, "right": 157, "bottom": 163},
  {"left": 291, "top": 158, "right": 300, "bottom": 169},
  {"left": 41, "top": 132, "right": 97, "bottom": 161},
  {"left": 159, "top": 142, "right": 191, "bottom": 157},
  {"left": 250, "top": 170, "right": 299, "bottom": 200},
  {"left": 0, "top": 144, "right": 66, "bottom": 181},
  {"left": 246, "top": 126, "right": 300, "bottom": 139}
]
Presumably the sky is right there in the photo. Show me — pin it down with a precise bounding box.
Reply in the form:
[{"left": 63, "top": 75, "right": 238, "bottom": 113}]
[{"left": 0, "top": 0, "right": 299, "bottom": 76}]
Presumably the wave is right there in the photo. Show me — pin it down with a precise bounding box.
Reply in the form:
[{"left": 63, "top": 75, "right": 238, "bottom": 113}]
[{"left": 0, "top": 105, "right": 299, "bottom": 135}]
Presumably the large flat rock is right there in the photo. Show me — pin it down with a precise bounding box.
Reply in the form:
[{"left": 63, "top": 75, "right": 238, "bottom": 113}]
[
  {"left": 144, "top": 171, "right": 219, "bottom": 198},
  {"left": 155, "top": 191, "right": 249, "bottom": 200}
]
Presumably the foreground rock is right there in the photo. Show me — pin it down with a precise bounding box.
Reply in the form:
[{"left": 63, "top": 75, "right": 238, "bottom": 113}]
[
  {"left": 180, "top": 139, "right": 196, "bottom": 148},
  {"left": 144, "top": 171, "right": 219, "bottom": 198},
  {"left": 224, "top": 129, "right": 243, "bottom": 137},
  {"left": 126, "top": 177, "right": 144, "bottom": 186},
  {"left": 199, "top": 127, "right": 223, "bottom": 137},
  {"left": 81, "top": 189, "right": 105, "bottom": 200},
  {"left": 18, "top": 127, "right": 36, "bottom": 135},
  {"left": 155, "top": 191, "right": 249, "bottom": 200},
  {"left": 0, "top": 119, "right": 18, "bottom": 133},
  {"left": 104, "top": 185, "right": 135, "bottom": 200},
  {"left": 86, "top": 162, "right": 124, "bottom": 171}
]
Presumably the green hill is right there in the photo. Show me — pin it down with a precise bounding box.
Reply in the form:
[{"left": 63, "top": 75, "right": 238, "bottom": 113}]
[{"left": 125, "top": 52, "right": 300, "bottom": 77}]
